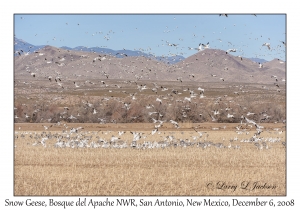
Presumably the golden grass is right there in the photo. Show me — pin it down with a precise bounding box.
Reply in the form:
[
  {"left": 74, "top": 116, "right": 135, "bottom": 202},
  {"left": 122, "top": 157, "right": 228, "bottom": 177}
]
[{"left": 14, "top": 124, "right": 286, "bottom": 196}]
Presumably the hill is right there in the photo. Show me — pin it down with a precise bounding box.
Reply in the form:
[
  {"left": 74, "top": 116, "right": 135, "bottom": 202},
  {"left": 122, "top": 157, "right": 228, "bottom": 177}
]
[{"left": 14, "top": 45, "right": 285, "bottom": 84}]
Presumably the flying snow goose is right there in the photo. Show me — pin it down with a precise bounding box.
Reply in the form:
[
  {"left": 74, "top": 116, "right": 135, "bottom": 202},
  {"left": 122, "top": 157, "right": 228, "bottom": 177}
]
[
  {"left": 226, "top": 49, "right": 236, "bottom": 54},
  {"left": 219, "top": 14, "right": 228, "bottom": 17},
  {"left": 170, "top": 120, "right": 179, "bottom": 129},
  {"left": 74, "top": 82, "right": 80, "bottom": 88},
  {"left": 262, "top": 43, "right": 271, "bottom": 50}
]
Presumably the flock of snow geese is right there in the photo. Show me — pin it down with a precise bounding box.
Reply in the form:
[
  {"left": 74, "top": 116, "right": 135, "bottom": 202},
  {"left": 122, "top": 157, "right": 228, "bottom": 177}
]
[
  {"left": 14, "top": 112, "right": 286, "bottom": 150},
  {"left": 15, "top": 14, "right": 286, "bottom": 151}
]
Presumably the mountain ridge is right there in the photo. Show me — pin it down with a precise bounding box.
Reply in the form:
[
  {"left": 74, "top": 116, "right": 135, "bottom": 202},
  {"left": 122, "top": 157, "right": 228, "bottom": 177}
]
[
  {"left": 14, "top": 44, "right": 285, "bottom": 84},
  {"left": 14, "top": 37, "right": 271, "bottom": 64}
]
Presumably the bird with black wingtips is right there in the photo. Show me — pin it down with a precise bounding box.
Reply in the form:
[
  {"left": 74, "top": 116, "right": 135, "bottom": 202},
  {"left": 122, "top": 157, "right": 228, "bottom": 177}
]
[
  {"left": 226, "top": 49, "right": 236, "bottom": 54},
  {"left": 201, "top": 42, "right": 209, "bottom": 49},
  {"left": 262, "top": 42, "right": 271, "bottom": 50}
]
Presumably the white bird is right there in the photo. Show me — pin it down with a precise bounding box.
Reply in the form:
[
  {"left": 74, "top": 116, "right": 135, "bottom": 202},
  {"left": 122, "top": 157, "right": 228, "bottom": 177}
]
[
  {"left": 198, "top": 87, "right": 204, "bottom": 92},
  {"left": 148, "top": 111, "right": 158, "bottom": 115},
  {"left": 193, "top": 127, "right": 205, "bottom": 138},
  {"left": 42, "top": 125, "right": 52, "bottom": 130},
  {"left": 131, "top": 131, "right": 143, "bottom": 142},
  {"left": 242, "top": 116, "right": 257, "bottom": 126},
  {"left": 227, "top": 113, "right": 234, "bottom": 118},
  {"left": 170, "top": 120, "right": 179, "bottom": 129},
  {"left": 199, "top": 92, "right": 205, "bottom": 98},
  {"left": 118, "top": 131, "right": 125, "bottom": 136},
  {"left": 209, "top": 114, "right": 217, "bottom": 122},
  {"left": 262, "top": 42, "right": 271, "bottom": 50},
  {"left": 226, "top": 49, "right": 236, "bottom": 54},
  {"left": 197, "top": 44, "right": 203, "bottom": 51},
  {"left": 110, "top": 136, "right": 120, "bottom": 142},
  {"left": 93, "top": 108, "right": 98, "bottom": 114},
  {"left": 68, "top": 115, "right": 77, "bottom": 120},
  {"left": 123, "top": 103, "right": 131, "bottom": 110},
  {"left": 74, "top": 82, "right": 80, "bottom": 88},
  {"left": 156, "top": 98, "right": 162, "bottom": 104},
  {"left": 151, "top": 128, "right": 158, "bottom": 135},
  {"left": 213, "top": 110, "right": 220, "bottom": 115},
  {"left": 200, "top": 42, "right": 209, "bottom": 49},
  {"left": 219, "top": 14, "right": 228, "bottom": 17},
  {"left": 184, "top": 97, "right": 192, "bottom": 102},
  {"left": 246, "top": 112, "right": 255, "bottom": 116}
]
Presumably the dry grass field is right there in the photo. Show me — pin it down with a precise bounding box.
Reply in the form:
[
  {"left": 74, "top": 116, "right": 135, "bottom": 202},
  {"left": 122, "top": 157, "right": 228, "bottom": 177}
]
[{"left": 14, "top": 123, "right": 286, "bottom": 196}]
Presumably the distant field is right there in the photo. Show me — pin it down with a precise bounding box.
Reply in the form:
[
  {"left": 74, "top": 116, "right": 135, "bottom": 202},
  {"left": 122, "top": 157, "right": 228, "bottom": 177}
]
[{"left": 14, "top": 123, "right": 286, "bottom": 196}]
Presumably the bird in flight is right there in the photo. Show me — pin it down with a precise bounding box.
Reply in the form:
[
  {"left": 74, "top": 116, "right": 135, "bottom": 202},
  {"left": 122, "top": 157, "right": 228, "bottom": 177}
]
[
  {"left": 170, "top": 120, "right": 179, "bottom": 129},
  {"left": 219, "top": 14, "right": 228, "bottom": 17},
  {"left": 262, "top": 43, "right": 271, "bottom": 50},
  {"left": 226, "top": 49, "right": 236, "bottom": 54},
  {"left": 74, "top": 82, "right": 80, "bottom": 88}
]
